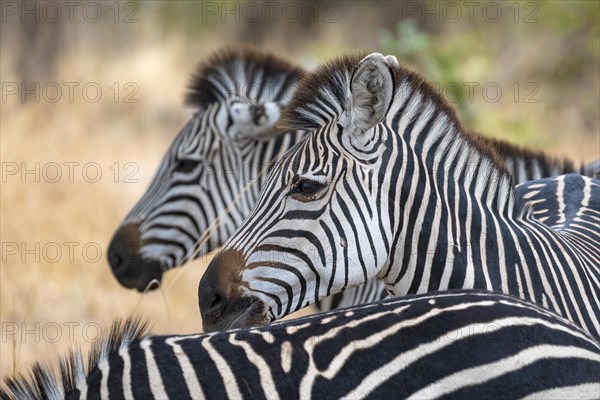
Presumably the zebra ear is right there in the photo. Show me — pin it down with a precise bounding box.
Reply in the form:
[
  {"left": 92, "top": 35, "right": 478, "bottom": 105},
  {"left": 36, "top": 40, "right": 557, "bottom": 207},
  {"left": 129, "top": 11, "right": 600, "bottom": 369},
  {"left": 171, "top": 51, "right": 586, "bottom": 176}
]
[
  {"left": 340, "top": 53, "right": 394, "bottom": 136},
  {"left": 228, "top": 101, "right": 282, "bottom": 140}
]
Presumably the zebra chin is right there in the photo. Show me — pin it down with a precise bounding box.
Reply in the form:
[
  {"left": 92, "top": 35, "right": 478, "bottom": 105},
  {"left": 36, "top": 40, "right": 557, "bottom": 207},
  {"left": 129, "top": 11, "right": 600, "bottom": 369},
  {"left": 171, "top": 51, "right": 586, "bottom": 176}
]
[
  {"left": 112, "top": 256, "right": 164, "bottom": 292},
  {"left": 200, "top": 296, "right": 269, "bottom": 333}
]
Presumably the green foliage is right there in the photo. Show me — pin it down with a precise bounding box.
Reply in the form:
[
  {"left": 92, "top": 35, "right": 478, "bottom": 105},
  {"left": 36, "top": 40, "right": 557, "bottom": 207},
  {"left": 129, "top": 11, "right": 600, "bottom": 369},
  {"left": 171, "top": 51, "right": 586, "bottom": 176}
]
[
  {"left": 378, "top": 19, "right": 481, "bottom": 125},
  {"left": 377, "top": 1, "right": 599, "bottom": 145}
]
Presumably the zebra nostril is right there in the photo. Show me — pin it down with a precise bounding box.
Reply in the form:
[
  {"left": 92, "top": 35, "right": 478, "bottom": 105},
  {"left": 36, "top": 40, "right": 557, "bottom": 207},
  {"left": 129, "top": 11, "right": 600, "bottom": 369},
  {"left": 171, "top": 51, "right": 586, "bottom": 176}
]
[
  {"left": 206, "top": 291, "right": 226, "bottom": 318},
  {"left": 199, "top": 280, "right": 230, "bottom": 325},
  {"left": 210, "top": 293, "right": 222, "bottom": 309},
  {"left": 107, "top": 223, "right": 163, "bottom": 291}
]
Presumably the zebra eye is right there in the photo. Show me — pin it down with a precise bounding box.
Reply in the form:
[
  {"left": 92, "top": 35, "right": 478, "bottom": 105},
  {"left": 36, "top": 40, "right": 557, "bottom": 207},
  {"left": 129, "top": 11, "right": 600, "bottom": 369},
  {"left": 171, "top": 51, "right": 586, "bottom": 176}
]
[
  {"left": 174, "top": 159, "right": 199, "bottom": 173},
  {"left": 294, "top": 179, "right": 323, "bottom": 196}
]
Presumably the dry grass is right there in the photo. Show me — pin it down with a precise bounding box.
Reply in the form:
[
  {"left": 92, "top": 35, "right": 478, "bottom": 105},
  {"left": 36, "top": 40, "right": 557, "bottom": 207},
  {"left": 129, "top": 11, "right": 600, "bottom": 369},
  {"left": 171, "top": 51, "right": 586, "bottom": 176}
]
[{"left": 1, "top": 2, "right": 598, "bottom": 381}]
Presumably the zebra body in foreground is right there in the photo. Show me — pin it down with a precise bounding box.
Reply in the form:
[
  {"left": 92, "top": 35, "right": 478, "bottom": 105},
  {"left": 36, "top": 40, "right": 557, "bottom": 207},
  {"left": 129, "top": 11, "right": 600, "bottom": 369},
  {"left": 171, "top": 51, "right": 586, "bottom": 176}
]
[
  {"left": 108, "top": 49, "right": 597, "bottom": 316},
  {"left": 198, "top": 53, "right": 600, "bottom": 339},
  {"left": 3, "top": 291, "right": 599, "bottom": 399}
]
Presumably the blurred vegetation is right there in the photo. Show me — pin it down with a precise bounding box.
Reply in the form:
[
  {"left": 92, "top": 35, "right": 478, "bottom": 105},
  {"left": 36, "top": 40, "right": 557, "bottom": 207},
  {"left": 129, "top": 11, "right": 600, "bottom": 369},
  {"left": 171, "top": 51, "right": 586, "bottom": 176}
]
[
  {"left": 1, "top": 0, "right": 598, "bottom": 379},
  {"left": 377, "top": 1, "right": 600, "bottom": 143}
]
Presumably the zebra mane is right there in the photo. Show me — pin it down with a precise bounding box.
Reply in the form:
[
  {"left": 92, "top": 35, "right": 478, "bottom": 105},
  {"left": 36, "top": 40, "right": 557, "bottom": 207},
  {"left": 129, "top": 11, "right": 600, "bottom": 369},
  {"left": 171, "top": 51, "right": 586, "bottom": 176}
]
[
  {"left": 282, "top": 54, "right": 509, "bottom": 176},
  {"left": 185, "top": 47, "right": 305, "bottom": 108},
  {"left": 1, "top": 317, "right": 149, "bottom": 400},
  {"left": 479, "top": 135, "right": 577, "bottom": 177}
]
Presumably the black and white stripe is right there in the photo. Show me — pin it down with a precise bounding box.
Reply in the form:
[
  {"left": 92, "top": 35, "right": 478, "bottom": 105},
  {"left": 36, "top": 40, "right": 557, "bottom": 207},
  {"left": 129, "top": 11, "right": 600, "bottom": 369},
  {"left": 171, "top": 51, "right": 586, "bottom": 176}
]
[
  {"left": 479, "top": 135, "right": 599, "bottom": 183},
  {"left": 198, "top": 53, "right": 600, "bottom": 339},
  {"left": 3, "top": 291, "right": 599, "bottom": 399}
]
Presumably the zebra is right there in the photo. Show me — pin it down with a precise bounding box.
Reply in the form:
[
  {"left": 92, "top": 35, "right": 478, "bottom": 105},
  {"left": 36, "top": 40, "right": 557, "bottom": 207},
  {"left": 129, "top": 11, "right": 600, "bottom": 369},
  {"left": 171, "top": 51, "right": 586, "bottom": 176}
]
[
  {"left": 197, "top": 53, "right": 600, "bottom": 339},
  {"left": 3, "top": 291, "right": 599, "bottom": 399},
  {"left": 107, "top": 50, "right": 597, "bottom": 313}
]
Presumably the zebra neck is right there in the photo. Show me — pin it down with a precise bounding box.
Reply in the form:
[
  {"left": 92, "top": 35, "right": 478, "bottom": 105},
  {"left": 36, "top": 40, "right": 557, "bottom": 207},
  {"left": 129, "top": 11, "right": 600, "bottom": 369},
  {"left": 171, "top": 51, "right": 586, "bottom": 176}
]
[
  {"left": 383, "top": 107, "right": 595, "bottom": 327},
  {"left": 381, "top": 89, "right": 531, "bottom": 294},
  {"left": 387, "top": 83, "right": 515, "bottom": 216}
]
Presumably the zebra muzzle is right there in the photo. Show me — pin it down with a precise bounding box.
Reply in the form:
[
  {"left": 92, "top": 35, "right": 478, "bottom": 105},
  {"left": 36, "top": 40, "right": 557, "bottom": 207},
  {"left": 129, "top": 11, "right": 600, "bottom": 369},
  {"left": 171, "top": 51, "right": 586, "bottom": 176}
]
[
  {"left": 107, "top": 223, "right": 163, "bottom": 292},
  {"left": 199, "top": 248, "right": 268, "bottom": 332}
]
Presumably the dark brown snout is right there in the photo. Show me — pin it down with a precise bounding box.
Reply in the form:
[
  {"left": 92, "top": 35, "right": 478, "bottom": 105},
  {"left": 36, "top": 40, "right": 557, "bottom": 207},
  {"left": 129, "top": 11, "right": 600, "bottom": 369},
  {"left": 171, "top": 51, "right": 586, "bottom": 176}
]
[
  {"left": 198, "top": 248, "right": 267, "bottom": 332},
  {"left": 107, "top": 223, "right": 163, "bottom": 291}
]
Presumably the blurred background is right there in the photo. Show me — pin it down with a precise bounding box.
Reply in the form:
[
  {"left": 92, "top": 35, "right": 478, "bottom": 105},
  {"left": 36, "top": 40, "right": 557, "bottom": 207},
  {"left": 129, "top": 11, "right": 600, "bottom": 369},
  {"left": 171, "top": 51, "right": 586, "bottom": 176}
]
[{"left": 1, "top": 0, "right": 598, "bottom": 378}]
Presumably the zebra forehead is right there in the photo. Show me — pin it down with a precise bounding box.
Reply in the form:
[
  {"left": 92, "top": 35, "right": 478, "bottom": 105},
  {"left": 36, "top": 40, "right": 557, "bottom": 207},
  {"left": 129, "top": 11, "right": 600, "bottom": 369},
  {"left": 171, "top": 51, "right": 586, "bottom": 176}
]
[
  {"left": 185, "top": 47, "right": 304, "bottom": 109},
  {"left": 277, "top": 133, "right": 340, "bottom": 171},
  {"left": 281, "top": 53, "right": 363, "bottom": 131}
]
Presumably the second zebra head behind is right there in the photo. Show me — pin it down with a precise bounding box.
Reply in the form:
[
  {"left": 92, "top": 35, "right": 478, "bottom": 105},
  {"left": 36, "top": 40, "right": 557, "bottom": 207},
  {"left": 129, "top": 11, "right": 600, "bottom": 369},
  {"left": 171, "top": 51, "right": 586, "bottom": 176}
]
[{"left": 107, "top": 49, "right": 303, "bottom": 291}]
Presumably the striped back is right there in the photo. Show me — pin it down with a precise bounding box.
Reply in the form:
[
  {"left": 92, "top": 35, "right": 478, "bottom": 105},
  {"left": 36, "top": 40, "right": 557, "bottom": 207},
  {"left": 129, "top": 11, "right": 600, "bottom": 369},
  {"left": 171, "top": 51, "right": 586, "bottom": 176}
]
[
  {"left": 480, "top": 136, "right": 582, "bottom": 183},
  {"left": 3, "top": 291, "right": 599, "bottom": 399}
]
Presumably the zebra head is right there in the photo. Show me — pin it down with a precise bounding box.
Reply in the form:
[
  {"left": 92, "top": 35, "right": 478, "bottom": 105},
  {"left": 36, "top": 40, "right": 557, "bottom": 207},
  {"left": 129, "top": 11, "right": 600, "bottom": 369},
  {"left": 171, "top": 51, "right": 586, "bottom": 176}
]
[
  {"left": 108, "top": 48, "right": 303, "bottom": 292},
  {"left": 199, "top": 53, "right": 408, "bottom": 331}
]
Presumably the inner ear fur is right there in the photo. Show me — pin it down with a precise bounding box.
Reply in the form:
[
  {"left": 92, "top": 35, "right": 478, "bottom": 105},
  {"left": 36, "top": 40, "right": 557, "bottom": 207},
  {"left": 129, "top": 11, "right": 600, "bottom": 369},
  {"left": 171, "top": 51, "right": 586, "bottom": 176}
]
[{"left": 340, "top": 53, "right": 394, "bottom": 136}]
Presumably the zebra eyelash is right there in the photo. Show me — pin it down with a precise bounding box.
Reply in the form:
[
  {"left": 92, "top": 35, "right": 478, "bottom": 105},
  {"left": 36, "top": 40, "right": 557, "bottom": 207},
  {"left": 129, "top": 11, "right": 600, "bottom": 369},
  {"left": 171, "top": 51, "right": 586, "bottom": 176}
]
[{"left": 288, "top": 177, "right": 326, "bottom": 201}]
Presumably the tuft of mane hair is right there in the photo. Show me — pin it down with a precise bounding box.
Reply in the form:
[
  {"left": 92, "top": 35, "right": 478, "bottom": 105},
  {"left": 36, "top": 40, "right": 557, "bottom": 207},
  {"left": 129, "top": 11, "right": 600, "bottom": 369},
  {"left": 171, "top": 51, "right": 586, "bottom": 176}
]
[
  {"left": 479, "top": 136, "right": 580, "bottom": 181},
  {"left": 282, "top": 53, "right": 510, "bottom": 175},
  {"left": 185, "top": 47, "right": 305, "bottom": 109},
  {"left": 1, "top": 317, "right": 150, "bottom": 400},
  {"left": 282, "top": 53, "right": 366, "bottom": 131}
]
